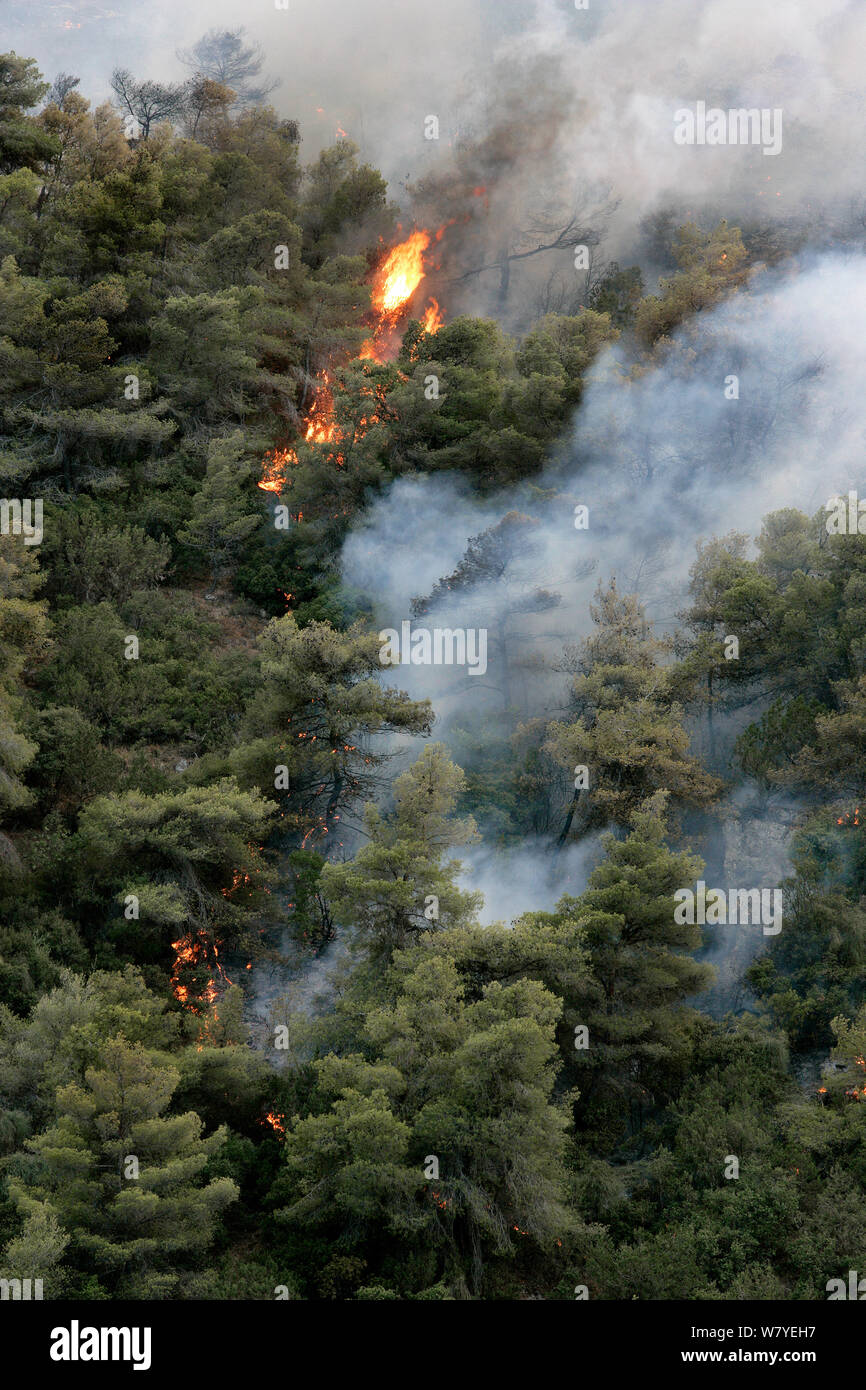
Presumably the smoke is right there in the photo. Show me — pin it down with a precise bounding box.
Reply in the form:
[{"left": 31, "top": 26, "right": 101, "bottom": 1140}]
[
  {"left": 12, "top": 0, "right": 866, "bottom": 330},
  {"left": 344, "top": 250, "right": 866, "bottom": 710},
  {"left": 693, "top": 783, "right": 805, "bottom": 1015},
  {"left": 416, "top": 0, "right": 866, "bottom": 323},
  {"left": 339, "top": 250, "right": 866, "bottom": 1012},
  {"left": 456, "top": 834, "right": 605, "bottom": 926},
  {"left": 11, "top": 0, "right": 866, "bottom": 262}
]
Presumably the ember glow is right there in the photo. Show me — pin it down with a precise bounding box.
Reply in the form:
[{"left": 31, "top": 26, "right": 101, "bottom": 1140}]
[
  {"left": 171, "top": 930, "right": 219, "bottom": 1009},
  {"left": 258, "top": 227, "right": 444, "bottom": 494},
  {"left": 171, "top": 930, "right": 234, "bottom": 1012}
]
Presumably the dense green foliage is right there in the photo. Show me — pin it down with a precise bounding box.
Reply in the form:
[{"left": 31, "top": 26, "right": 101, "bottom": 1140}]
[{"left": 0, "top": 52, "right": 863, "bottom": 1303}]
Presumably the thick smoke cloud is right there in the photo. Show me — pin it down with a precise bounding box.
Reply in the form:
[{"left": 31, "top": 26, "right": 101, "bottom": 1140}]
[
  {"left": 341, "top": 252, "right": 865, "bottom": 968},
  {"left": 344, "top": 251, "right": 866, "bottom": 701},
  {"left": 12, "top": 1, "right": 866, "bottom": 250}
]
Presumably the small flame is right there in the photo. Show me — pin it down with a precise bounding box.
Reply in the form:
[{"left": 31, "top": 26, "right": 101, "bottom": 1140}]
[{"left": 420, "top": 297, "right": 444, "bottom": 334}]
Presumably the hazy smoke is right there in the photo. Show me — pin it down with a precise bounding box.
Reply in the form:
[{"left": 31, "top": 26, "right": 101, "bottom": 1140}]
[
  {"left": 344, "top": 250, "right": 866, "bottom": 711},
  {"left": 12, "top": 0, "right": 866, "bottom": 282},
  {"left": 458, "top": 835, "right": 605, "bottom": 926},
  {"left": 340, "top": 250, "right": 865, "bottom": 1014}
]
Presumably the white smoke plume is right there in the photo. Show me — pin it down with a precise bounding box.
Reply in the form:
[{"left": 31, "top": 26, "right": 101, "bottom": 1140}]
[{"left": 343, "top": 251, "right": 866, "bottom": 716}]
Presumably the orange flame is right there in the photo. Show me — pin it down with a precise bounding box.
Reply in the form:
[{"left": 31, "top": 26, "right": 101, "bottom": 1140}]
[
  {"left": 371, "top": 229, "right": 431, "bottom": 318},
  {"left": 259, "top": 228, "right": 445, "bottom": 493},
  {"left": 171, "top": 930, "right": 219, "bottom": 1010},
  {"left": 420, "top": 297, "right": 444, "bottom": 335}
]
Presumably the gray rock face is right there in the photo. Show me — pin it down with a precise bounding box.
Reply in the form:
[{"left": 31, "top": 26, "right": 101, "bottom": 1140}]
[
  {"left": 693, "top": 786, "right": 804, "bottom": 1017},
  {"left": 721, "top": 787, "right": 801, "bottom": 887}
]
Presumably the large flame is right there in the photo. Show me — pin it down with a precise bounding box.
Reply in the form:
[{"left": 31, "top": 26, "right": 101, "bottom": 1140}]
[
  {"left": 372, "top": 229, "right": 431, "bottom": 318},
  {"left": 258, "top": 228, "right": 444, "bottom": 494}
]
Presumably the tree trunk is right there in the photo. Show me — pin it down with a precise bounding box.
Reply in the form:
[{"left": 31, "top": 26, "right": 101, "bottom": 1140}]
[
  {"left": 556, "top": 786, "right": 589, "bottom": 851},
  {"left": 497, "top": 246, "right": 511, "bottom": 311}
]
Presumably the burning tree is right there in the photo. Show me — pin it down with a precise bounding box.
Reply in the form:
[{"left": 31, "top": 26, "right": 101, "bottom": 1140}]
[
  {"left": 72, "top": 779, "right": 277, "bottom": 1009},
  {"left": 258, "top": 223, "right": 446, "bottom": 497}
]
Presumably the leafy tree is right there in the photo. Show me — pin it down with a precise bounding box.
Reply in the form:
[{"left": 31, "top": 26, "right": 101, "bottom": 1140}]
[
  {"left": 545, "top": 794, "right": 713, "bottom": 1148},
  {"left": 0, "top": 534, "right": 48, "bottom": 816},
  {"left": 320, "top": 744, "right": 482, "bottom": 967},
  {"left": 231, "top": 613, "right": 432, "bottom": 840},
  {"left": 2, "top": 1034, "right": 238, "bottom": 1296},
  {"left": 178, "top": 431, "right": 263, "bottom": 584},
  {"left": 544, "top": 579, "right": 721, "bottom": 840},
  {"left": 634, "top": 221, "right": 749, "bottom": 348},
  {"left": 277, "top": 950, "right": 574, "bottom": 1297},
  {"left": 286, "top": 850, "right": 335, "bottom": 950},
  {"left": 70, "top": 779, "right": 276, "bottom": 977},
  {"left": 588, "top": 262, "right": 644, "bottom": 328},
  {"left": 0, "top": 53, "right": 57, "bottom": 174},
  {"left": 45, "top": 511, "right": 170, "bottom": 605}
]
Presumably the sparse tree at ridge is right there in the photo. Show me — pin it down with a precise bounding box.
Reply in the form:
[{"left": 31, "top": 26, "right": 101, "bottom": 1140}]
[
  {"left": 44, "top": 73, "right": 80, "bottom": 110},
  {"left": 177, "top": 27, "right": 280, "bottom": 107},
  {"left": 109, "top": 68, "right": 190, "bottom": 140}
]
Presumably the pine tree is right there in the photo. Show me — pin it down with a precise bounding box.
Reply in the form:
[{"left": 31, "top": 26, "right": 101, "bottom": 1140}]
[
  {"left": 319, "top": 744, "right": 482, "bottom": 966},
  {"left": 546, "top": 579, "right": 722, "bottom": 840},
  {"left": 3, "top": 1034, "right": 238, "bottom": 1296},
  {"left": 562, "top": 793, "right": 713, "bottom": 1147}
]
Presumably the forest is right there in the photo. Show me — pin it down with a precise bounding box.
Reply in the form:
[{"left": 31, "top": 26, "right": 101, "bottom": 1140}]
[{"left": 1, "top": 14, "right": 865, "bottom": 1306}]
